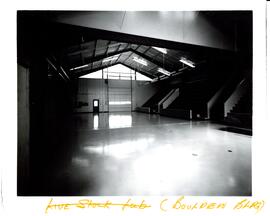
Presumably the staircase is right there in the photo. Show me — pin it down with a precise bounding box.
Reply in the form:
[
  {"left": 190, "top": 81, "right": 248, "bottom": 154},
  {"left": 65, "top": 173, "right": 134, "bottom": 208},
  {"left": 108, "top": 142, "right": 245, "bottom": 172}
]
[
  {"left": 140, "top": 88, "right": 172, "bottom": 113},
  {"left": 166, "top": 80, "right": 213, "bottom": 119},
  {"left": 224, "top": 90, "right": 252, "bottom": 129}
]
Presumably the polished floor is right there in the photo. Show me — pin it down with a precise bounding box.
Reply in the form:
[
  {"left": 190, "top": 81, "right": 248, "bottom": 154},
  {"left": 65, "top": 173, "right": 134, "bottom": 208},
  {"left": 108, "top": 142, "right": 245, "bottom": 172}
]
[{"left": 39, "top": 112, "right": 252, "bottom": 196}]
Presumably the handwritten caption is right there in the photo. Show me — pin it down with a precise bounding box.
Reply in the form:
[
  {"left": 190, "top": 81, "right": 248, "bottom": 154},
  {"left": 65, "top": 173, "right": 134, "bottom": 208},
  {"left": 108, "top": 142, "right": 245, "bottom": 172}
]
[{"left": 45, "top": 196, "right": 265, "bottom": 214}]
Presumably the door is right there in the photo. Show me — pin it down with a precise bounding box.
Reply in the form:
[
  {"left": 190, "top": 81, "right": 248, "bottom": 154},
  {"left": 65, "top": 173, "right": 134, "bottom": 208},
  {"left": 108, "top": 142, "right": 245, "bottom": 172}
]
[
  {"left": 108, "top": 80, "right": 132, "bottom": 112},
  {"left": 93, "top": 99, "right": 99, "bottom": 113}
]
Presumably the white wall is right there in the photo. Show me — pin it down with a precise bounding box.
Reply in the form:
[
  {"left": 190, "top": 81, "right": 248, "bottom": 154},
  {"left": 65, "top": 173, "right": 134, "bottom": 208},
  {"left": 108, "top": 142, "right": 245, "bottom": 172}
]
[
  {"left": 53, "top": 11, "right": 234, "bottom": 50},
  {"left": 75, "top": 78, "right": 108, "bottom": 112},
  {"left": 74, "top": 78, "right": 158, "bottom": 112}
]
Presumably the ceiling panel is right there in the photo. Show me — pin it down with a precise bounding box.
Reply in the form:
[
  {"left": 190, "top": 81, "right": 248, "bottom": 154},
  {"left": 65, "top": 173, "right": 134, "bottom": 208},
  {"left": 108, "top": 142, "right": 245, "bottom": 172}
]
[
  {"left": 95, "top": 40, "right": 109, "bottom": 57},
  {"left": 107, "top": 46, "right": 118, "bottom": 54},
  {"left": 145, "top": 49, "right": 159, "bottom": 58},
  {"left": 136, "top": 45, "right": 149, "bottom": 53},
  {"left": 92, "top": 60, "right": 102, "bottom": 69}
]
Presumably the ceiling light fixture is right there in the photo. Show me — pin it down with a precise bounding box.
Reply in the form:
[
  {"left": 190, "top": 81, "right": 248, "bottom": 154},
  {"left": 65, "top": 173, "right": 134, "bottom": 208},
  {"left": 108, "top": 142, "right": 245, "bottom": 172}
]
[
  {"left": 70, "top": 64, "right": 90, "bottom": 71},
  {"left": 133, "top": 56, "right": 148, "bottom": 66},
  {"left": 157, "top": 68, "right": 171, "bottom": 76},
  {"left": 153, "top": 47, "right": 167, "bottom": 54},
  {"left": 179, "top": 57, "right": 195, "bottom": 68}
]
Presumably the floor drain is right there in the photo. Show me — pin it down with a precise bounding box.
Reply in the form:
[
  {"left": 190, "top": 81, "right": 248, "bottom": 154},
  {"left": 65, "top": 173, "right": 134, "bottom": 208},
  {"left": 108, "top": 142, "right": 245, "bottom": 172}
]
[
  {"left": 228, "top": 150, "right": 232, "bottom": 152},
  {"left": 192, "top": 153, "right": 198, "bottom": 156}
]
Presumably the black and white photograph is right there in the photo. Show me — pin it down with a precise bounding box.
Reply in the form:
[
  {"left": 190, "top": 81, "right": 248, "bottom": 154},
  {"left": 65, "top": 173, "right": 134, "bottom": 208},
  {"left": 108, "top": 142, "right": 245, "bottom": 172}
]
[
  {"left": 17, "top": 11, "right": 253, "bottom": 196},
  {"left": 1, "top": 0, "right": 270, "bottom": 215}
]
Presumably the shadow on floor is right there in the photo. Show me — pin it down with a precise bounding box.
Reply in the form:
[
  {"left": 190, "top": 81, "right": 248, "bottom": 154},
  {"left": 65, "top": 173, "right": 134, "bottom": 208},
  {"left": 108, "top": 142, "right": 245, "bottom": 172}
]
[{"left": 218, "top": 126, "right": 252, "bottom": 136}]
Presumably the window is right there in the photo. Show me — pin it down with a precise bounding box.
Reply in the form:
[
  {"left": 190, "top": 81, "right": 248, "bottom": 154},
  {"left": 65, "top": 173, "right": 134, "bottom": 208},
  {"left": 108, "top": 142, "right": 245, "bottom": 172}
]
[
  {"left": 79, "top": 64, "right": 152, "bottom": 81},
  {"left": 93, "top": 100, "right": 98, "bottom": 107}
]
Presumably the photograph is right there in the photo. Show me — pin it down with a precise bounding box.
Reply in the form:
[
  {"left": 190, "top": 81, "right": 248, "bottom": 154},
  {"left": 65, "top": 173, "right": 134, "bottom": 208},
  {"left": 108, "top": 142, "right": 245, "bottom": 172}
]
[{"left": 17, "top": 11, "right": 253, "bottom": 197}]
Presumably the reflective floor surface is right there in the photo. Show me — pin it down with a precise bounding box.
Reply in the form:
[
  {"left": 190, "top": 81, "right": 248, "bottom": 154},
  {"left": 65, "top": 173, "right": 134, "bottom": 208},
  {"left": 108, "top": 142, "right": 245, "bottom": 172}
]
[
  {"left": 72, "top": 112, "right": 188, "bottom": 130},
  {"left": 34, "top": 112, "right": 252, "bottom": 196}
]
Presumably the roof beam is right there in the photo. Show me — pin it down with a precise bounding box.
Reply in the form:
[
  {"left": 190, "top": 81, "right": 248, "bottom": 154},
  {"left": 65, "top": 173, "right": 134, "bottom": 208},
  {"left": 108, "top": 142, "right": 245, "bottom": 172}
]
[
  {"left": 98, "top": 40, "right": 111, "bottom": 68},
  {"left": 104, "top": 40, "right": 111, "bottom": 57},
  {"left": 69, "top": 45, "right": 178, "bottom": 77},
  {"left": 76, "top": 59, "right": 155, "bottom": 80},
  {"left": 64, "top": 40, "right": 96, "bottom": 56},
  {"left": 46, "top": 57, "right": 70, "bottom": 81},
  {"left": 90, "top": 40, "right": 97, "bottom": 70},
  {"left": 76, "top": 62, "right": 120, "bottom": 78},
  {"left": 70, "top": 47, "right": 132, "bottom": 70},
  {"left": 114, "top": 43, "right": 126, "bottom": 63},
  {"left": 122, "top": 44, "right": 140, "bottom": 65},
  {"left": 66, "top": 41, "right": 123, "bottom": 56},
  {"left": 121, "top": 62, "right": 156, "bottom": 79}
]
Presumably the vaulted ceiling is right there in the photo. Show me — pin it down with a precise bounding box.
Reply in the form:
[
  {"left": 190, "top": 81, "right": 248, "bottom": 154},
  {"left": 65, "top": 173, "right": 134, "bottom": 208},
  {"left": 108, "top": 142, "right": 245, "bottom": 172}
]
[
  {"left": 62, "top": 39, "right": 196, "bottom": 79},
  {"left": 17, "top": 11, "right": 252, "bottom": 82}
]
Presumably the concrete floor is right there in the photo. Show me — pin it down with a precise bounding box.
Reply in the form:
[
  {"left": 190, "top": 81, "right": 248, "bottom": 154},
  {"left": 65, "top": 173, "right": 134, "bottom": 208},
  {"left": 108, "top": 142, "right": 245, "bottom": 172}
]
[{"left": 46, "top": 112, "right": 252, "bottom": 196}]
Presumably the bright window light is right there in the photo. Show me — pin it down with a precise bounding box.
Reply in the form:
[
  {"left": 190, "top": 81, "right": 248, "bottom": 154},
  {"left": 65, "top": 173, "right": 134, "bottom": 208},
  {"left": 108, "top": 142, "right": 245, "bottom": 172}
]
[
  {"left": 109, "top": 101, "right": 131, "bottom": 105},
  {"left": 153, "top": 47, "right": 167, "bottom": 54},
  {"left": 102, "top": 55, "right": 120, "bottom": 63},
  {"left": 70, "top": 64, "right": 89, "bottom": 71},
  {"left": 136, "top": 72, "right": 152, "bottom": 81},
  {"left": 179, "top": 57, "right": 195, "bottom": 68},
  {"left": 133, "top": 56, "right": 148, "bottom": 66},
  {"left": 79, "top": 71, "right": 103, "bottom": 79},
  {"left": 79, "top": 64, "right": 151, "bottom": 81},
  {"left": 157, "top": 68, "right": 171, "bottom": 76},
  {"left": 108, "top": 64, "right": 131, "bottom": 73}
]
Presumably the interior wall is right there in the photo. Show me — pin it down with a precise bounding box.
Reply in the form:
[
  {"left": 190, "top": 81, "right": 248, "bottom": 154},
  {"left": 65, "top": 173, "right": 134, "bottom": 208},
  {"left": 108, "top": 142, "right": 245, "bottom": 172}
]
[
  {"left": 18, "top": 56, "right": 75, "bottom": 195},
  {"left": 75, "top": 78, "right": 108, "bottom": 112},
  {"left": 108, "top": 80, "right": 132, "bottom": 112},
  {"left": 17, "top": 64, "right": 30, "bottom": 195},
  {"left": 74, "top": 78, "right": 159, "bottom": 112},
  {"left": 134, "top": 81, "right": 159, "bottom": 108}
]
